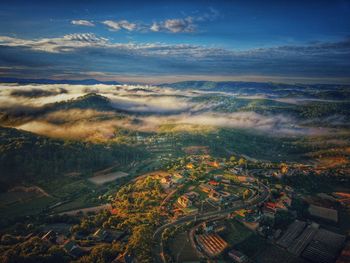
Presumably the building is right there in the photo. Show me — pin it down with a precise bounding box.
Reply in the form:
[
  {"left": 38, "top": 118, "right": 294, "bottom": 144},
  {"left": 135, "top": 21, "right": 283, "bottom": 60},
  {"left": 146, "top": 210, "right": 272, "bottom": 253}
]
[
  {"left": 209, "top": 190, "right": 222, "bottom": 202},
  {"left": 41, "top": 230, "right": 57, "bottom": 243},
  {"left": 230, "top": 167, "right": 243, "bottom": 174},
  {"left": 185, "top": 191, "right": 200, "bottom": 200},
  {"left": 93, "top": 228, "right": 109, "bottom": 241},
  {"left": 228, "top": 249, "right": 248, "bottom": 263},
  {"left": 208, "top": 180, "right": 220, "bottom": 186},
  {"left": 262, "top": 202, "right": 277, "bottom": 218},
  {"left": 308, "top": 204, "right": 338, "bottom": 223},
  {"left": 171, "top": 173, "right": 184, "bottom": 184},
  {"left": 93, "top": 228, "right": 124, "bottom": 242},
  {"left": 277, "top": 220, "right": 307, "bottom": 248},
  {"left": 206, "top": 161, "right": 220, "bottom": 168},
  {"left": 202, "top": 221, "right": 226, "bottom": 233},
  {"left": 236, "top": 176, "right": 255, "bottom": 183},
  {"left": 199, "top": 183, "right": 214, "bottom": 193},
  {"left": 186, "top": 163, "right": 194, "bottom": 169},
  {"left": 276, "top": 193, "right": 292, "bottom": 210},
  {"left": 177, "top": 195, "right": 193, "bottom": 208},
  {"left": 160, "top": 176, "right": 172, "bottom": 189},
  {"left": 303, "top": 228, "right": 346, "bottom": 263},
  {"left": 63, "top": 240, "right": 84, "bottom": 258}
]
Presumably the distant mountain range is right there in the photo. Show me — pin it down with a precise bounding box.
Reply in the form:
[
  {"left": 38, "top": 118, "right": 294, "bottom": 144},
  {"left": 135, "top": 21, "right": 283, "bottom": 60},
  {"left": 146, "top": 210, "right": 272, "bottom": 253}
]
[
  {"left": 159, "top": 80, "right": 348, "bottom": 90},
  {"left": 0, "top": 77, "right": 121, "bottom": 85}
]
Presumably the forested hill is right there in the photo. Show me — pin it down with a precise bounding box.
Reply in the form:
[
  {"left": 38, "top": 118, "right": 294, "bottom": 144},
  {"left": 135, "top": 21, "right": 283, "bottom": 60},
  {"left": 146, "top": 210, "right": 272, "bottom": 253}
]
[
  {"left": 0, "top": 126, "right": 146, "bottom": 192},
  {"left": 0, "top": 93, "right": 125, "bottom": 126}
]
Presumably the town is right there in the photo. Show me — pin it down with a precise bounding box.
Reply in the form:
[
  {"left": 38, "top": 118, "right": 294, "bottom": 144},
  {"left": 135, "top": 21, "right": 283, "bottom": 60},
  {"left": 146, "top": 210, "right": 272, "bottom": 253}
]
[{"left": 1, "top": 152, "right": 349, "bottom": 263}]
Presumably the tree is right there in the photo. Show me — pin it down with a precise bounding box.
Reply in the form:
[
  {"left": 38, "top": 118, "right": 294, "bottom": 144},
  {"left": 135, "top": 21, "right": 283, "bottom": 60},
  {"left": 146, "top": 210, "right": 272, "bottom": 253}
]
[
  {"left": 229, "top": 156, "right": 236, "bottom": 162},
  {"left": 275, "top": 210, "right": 294, "bottom": 229},
  {"left": 126, "top": 225, "right": 153, "bottom": 262},
  {"left": 238, "top": 158, "right": 247, "bottom": 166}
]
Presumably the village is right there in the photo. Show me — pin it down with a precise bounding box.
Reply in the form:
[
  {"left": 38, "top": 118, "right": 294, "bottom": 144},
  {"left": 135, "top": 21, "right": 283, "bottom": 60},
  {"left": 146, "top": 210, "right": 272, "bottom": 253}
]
[{"left": 1, "top": 153, "right": 350, "bottom": 263}]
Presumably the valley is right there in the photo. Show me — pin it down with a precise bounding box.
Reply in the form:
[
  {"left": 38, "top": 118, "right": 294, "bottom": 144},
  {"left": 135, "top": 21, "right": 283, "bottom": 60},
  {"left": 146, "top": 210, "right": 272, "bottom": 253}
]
[{"left": 0, "top": 81, "right": 349, "bottom": 263}]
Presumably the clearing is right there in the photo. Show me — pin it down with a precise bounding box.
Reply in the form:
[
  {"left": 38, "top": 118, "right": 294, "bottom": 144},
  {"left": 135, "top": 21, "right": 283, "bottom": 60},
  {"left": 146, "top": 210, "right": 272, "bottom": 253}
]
[{"left": 88, "top": 171, "right": 129, "bottom": 185}]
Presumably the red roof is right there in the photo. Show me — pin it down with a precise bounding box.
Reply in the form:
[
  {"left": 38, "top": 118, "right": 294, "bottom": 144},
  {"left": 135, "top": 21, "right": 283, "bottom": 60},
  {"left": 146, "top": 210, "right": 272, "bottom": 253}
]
[
  {"left": 266, "top": 202, "right": 277, "bottom": 209},
  {"left": 209, "top": 180, "right": 219, "bottom": 186}
]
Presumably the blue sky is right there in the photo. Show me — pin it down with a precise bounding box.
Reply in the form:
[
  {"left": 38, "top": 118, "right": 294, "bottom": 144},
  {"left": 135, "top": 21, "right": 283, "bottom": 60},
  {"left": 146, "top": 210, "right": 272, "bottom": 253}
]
[{"left": 0, "top": 0, "right": 350, "bottom": 83}]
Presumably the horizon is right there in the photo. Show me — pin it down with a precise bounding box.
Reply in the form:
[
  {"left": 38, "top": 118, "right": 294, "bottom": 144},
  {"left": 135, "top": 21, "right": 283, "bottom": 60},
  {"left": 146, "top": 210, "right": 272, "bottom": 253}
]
[{"left": 1, "top": 0, "right": 350, "bottom": 84}]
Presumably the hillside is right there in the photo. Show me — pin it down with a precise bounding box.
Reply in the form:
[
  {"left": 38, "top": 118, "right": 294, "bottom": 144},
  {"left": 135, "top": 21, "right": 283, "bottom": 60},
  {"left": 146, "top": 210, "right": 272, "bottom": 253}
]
[
  {"left": 0, "top": 126, "right": 145, "bottom": 191},
  {"left": 0, "top": 93, "right": 125, "bottom": 126}
]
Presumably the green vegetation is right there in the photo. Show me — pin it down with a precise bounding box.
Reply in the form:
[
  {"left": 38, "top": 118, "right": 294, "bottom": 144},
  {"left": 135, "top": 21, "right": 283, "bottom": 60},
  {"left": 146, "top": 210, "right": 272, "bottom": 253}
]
[
  {"left": 221, "top": 220, "right": 253, "bottom": 245},
  {"left": 0, "top": 126, "right": 146, "bottom": 191}
]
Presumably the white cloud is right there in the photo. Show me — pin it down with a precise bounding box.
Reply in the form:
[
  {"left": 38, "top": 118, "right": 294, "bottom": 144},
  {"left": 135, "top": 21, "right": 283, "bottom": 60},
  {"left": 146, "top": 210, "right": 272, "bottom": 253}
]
[
  {"left": 163, "top": 17, "right": 195, "bottom": 33},
  {"left": 148, "top": 8, "right": 219, "bottom": 33},
  {"left": 150, "top": 22, "right": 161, "bottom": 32},
  {"left": 71, "top": 20, "right": 95, "bottom": 27},
  {"left": 102, "top": 20, "right": 137, "bottom": 31},
  {"left": 149, "top": 17, "right": 195, "bottom": 33},
  {"left": 0, "top": 33, "right": 108, "bottom": 53}
]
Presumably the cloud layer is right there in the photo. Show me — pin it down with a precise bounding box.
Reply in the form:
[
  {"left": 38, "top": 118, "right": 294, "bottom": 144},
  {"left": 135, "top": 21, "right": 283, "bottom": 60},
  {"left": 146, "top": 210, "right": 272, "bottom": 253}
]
[
  {"left": 1, "top": 32, "right": 349, "bottom": 82},
  {"left": 0, "top": 83, "right": 340, "bottom": 141}
]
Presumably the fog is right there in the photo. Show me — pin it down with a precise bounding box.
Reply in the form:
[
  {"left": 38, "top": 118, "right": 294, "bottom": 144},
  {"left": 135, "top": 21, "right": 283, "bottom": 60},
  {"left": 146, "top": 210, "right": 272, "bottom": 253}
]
[{"left": 0, "top": 83, "right": 338, "bottom": 141}]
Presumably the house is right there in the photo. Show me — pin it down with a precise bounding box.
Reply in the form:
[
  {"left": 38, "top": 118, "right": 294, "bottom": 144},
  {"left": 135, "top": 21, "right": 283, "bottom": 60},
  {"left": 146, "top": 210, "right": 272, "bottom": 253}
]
[
  {"left": 160, "top": 176, "right": 172, "bottom": 189},
  {"left": 171, "top": 173, "right": 184, "bottom": 184},
  {"left": 63, "top": 240, "right": 84, "bottom": 258},
  {"left": 230, "top": 167, "right": 243, "bottom": 174},
  {"left": 221, "top": 179, "right": 231, "bottom": 185},
  {"left": 208, "top": 190, "right": 222, "bottom": 202},
  {"left": 228, "top": 249, "right": 248, "bottom": 263},
  {"left": 186, "top": 163, "right": 194, "bottom": 169},
  {"left": 93, "top": 228, "right": 108, "bottom": 241},
  {"left": 202, "top": 221, "right": 226, "bottom": 233},
  {"left": 206, "top": 161, "right": 220, "bottom": 168},
  {"left": 209, "top": 180, "right": 220, "bottom": 186},
  {"left": 41, "top": 230, "right": 57, "bottom": 243},
  {"left": 185, "top": 191, "right": 200, "bottom": 200},
  {"left": 237, "top": 176, "right": 255, "bottom": 183},
  {"left": 199, "top": 183, "right": 214, "bottom": 193},
  {"left": 177, "top": 195, "right": 193, "bottom": 208},
  {"left": 93, "top": 229, "right": 124, "bottom": 242},
  {"left": 265, "top": 202, "right": 277, "bottom": 212},
  {"left": 275, "top": 194, "right": 291, "bottom": 211},
  {"left": 262, "top": 202, "right": 277, "bottom": 218}
]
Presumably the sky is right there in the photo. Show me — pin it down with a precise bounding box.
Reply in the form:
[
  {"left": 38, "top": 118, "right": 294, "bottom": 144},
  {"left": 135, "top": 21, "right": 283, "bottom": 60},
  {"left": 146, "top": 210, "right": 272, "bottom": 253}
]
[{"left": 0, "top": 0, "right": 350, "bottom": 84}]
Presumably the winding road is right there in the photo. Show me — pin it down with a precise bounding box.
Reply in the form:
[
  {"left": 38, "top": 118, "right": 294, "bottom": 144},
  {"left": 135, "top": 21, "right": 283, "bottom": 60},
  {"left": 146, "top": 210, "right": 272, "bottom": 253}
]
[{"left": 152, "top": 182, "right": 270, "bottom": 263}]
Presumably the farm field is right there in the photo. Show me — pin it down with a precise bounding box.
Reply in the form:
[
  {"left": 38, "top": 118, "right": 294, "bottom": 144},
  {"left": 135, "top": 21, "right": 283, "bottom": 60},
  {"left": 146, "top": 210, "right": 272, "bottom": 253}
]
[
  {"left": 88, "top": 171, "right": 129, "bottom": 185},
  {"left": 168, "top": 232, "right": 200, "bottom": 262}
]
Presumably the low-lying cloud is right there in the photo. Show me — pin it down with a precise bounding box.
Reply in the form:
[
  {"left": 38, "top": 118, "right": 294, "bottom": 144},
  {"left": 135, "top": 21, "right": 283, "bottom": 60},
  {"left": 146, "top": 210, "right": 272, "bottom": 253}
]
[{"left": 0, "top": 83, "right": 340, "bottom": 141}]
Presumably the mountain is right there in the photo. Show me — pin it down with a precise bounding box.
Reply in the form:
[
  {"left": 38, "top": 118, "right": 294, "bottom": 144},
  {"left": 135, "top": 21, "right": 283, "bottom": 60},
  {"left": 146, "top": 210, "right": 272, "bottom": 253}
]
[
  {"left": 0, "top": 77, "right": 121, "bottom": 85},
  {"left": 159, "top": 80, "right": 298, "bottom": 91},
  {"left": 0, "top": 93, "right": 125, "bottom": 127},
  {"left": 52, "top": 93, "right": 115, "bottom": 111}
]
